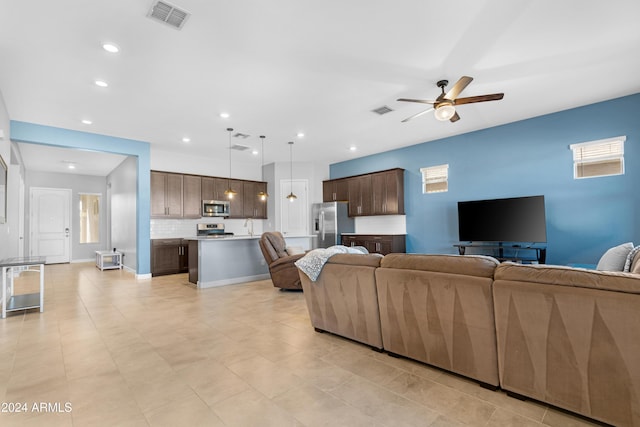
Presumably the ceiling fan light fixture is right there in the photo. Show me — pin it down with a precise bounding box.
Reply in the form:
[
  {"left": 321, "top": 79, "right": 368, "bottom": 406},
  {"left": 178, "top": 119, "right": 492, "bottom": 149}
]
[{"left": 434, "top": 103, "right": 456, "bottom": 121}]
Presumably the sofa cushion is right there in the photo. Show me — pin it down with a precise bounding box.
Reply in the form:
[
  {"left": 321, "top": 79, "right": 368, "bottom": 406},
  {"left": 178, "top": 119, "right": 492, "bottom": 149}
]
[
  {"left": 495, "top": 262, "right": 640, "bottom": 294},
  {"left": 326, "top": 253, "right": 383, "bottom": 268},
  {"left": 596, "top": 242, "right": 633, "bottom": 271},
  {"left": 380, "top": 253, "right": 499, "bottom": 278}
]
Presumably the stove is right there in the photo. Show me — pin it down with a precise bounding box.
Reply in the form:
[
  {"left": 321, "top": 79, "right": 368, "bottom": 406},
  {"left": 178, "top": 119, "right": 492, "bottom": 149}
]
[{"left": 197, "top": 223, "right": 234, "bottom": 238}]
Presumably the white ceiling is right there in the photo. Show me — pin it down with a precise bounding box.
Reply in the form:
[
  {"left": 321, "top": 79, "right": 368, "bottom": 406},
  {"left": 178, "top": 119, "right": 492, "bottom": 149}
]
[
  {"left": 1, "top": 0, "right": 640, "bottom": 171},
  {"left": 16, "top": 143, "right": 127, "bottom": 176}
]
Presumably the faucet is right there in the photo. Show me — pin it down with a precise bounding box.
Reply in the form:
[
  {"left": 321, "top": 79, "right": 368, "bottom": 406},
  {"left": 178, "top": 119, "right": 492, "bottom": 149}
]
[{"left": 244, "top": 218, "right": 254, "bottom": 236}]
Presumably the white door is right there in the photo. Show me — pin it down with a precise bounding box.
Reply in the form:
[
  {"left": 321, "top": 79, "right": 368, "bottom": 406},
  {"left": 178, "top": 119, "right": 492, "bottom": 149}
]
[
  {"left": 30, "top": 187, "right": 71, "bottom": 264},
  {"left": 280, "top": 179, "right": 308, "bottom": 236}
]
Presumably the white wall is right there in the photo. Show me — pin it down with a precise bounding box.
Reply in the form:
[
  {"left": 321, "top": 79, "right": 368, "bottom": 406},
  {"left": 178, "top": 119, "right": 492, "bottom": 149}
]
[
  {"left": 6, "top": 145, "right": 26, "bottom": 257},
  {"left": 265, "top": 161, "right": 328, "bottom": 234},
  {"left": 107, "top": 156, "right": 137, "bottom": 271},
  {"left": 151, "top": 148, "right": 263, "bottom": 181},
  {"left": 0, "top": 90, "right": 25, "bottom": 261},
  {"left": 25, "top": 170, "right": 109, "bottom": 261}
]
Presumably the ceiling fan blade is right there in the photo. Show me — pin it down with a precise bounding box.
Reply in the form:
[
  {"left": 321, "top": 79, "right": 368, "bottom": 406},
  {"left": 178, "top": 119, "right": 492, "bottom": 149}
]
[
  {"left": 445, "top": 76, "right": 473, "bottom": 100},
  {"left": 450, "top": 112, "right": 460, "bottom": 123},
  {"left": 397, "top": 98, "right": 436, "bottom": 105},
  {"left": 454, "top": 93, "right": 504, "bottom": 105},
  {"left": 401, "top": 107, "right": 434, "bottom": 123}
]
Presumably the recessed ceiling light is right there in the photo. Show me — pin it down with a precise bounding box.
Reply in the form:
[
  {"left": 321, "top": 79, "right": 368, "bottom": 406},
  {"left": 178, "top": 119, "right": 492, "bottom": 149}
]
[
  {"left": 95, "top": 80, "right": 108, "bottom": 88},
  {"left": 252, "top": 149, "right": 259, "bottom": 155},
  {"left": 102, "top": 43, "right": 120, "bottom": 53},
  {"left": 297, "top": 132, "right": 305, "bottom": 138},
  {"left": 219, "top": 112, "right": 230, "bottom": 119},
  {"left": 81, "top": 119, "right": 92, "bottom": 125},
  {"left": 349, "top": 146, "right": 357, "bottom": 152},
  {"left": 182, "top": 137, "right": 190, "bottom": 143}
]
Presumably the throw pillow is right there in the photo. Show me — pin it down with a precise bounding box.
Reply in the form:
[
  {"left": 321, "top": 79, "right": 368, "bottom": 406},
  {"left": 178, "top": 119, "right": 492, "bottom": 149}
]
[
  {"left": 285, "top": 246, "right": 305, "bottom": 256},
  {"left": 596, "top": 242, "right": 634, "bottom": 271},
  {"left": 630, "top": 250, "right": 640, "bottom": 274},
  {"left": 623, "top": 245, "right": 640, "bottom": 272}
]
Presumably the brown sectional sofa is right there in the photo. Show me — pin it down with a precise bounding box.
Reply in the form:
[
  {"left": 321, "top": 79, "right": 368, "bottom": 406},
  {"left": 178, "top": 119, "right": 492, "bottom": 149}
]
[
  {"left": 376, "top": 254, "right": 501, "bottom": 388},
  {"left": 297, "top": 252, "right": 640, "bottom": 426},
  {"left": 493, "top": 263, "right": 640, "bottom": 427},
  {"left": 299, "top": 253, "right": 385, "bottom": 350}
]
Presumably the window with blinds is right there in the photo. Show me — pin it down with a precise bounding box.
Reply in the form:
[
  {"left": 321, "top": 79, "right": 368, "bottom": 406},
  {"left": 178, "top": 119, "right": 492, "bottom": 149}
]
[
  {"left": 420, "top": 164, "right": 448, "bottom": 193},
  {"left": 570, "top": 136, "right": 625, "bottom": 179}
]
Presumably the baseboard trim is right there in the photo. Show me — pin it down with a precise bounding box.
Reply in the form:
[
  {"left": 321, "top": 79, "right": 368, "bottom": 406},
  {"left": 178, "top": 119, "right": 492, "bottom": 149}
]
[{"left": 197, "top": 274, "right": 270, "bottom": 289}]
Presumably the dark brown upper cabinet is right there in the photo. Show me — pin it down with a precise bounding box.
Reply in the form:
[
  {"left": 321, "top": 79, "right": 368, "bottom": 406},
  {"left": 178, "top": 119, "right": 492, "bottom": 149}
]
[{"left": 323, "top": 168, "right": 404, "bottom": 217}]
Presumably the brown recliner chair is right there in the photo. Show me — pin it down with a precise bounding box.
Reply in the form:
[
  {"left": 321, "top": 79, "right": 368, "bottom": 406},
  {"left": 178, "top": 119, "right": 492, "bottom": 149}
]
[{"left": 258, "top": 232, "right": 305, "bottom": 290}]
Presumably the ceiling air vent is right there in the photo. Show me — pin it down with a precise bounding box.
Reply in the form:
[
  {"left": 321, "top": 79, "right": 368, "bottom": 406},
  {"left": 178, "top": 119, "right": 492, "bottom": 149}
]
[
  {"left": 372, "top": 105, "right": 394, "bottom": 115},
  {"left": 233, "top": 132, "right": 250, "bottom": 139},
  {"left": 147, "top": 1, "right": 190, "bottom": 30},
  {"left": 230, "top": 144, "right": 251, "bottom": 151}
]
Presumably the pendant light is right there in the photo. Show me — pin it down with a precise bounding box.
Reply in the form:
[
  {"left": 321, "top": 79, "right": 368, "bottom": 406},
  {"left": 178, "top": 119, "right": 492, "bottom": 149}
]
[
  {"left": 224, "top": 127, "right": 237, "bottom": 199},
  {"left": 286, "top": 141, "right": 297, "bottom": 202},
  {"left": 257, "top": 135, "right": 268, "bottom": 201}
]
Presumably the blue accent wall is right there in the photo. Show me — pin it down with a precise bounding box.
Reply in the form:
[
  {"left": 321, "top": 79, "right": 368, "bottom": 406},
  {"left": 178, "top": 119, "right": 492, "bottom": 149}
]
[
  {"left": 10, "top": 121, "right": 151, "bottom": 275},
  {"left": 330, "top": 93, "right": 640, "bottom": 265}
]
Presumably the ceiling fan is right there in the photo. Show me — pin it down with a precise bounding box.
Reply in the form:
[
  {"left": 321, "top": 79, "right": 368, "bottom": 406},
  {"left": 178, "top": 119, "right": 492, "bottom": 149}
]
[{"left": 398, "top": 76, "right": 504, "bottom": 123}]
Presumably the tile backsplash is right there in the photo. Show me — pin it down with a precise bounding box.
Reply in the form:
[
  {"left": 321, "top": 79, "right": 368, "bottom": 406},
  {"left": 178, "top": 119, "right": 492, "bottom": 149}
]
[
  {"left": 354, "top": 215, "right": 406, "bottom": 234},
  {"left": 151, "top": 218, "right": 264, "bottom": 239}
]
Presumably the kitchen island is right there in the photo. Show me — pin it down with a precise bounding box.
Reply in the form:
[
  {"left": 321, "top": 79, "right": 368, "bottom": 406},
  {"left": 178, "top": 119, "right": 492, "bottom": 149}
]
[
  {"left": 185, "top": 234, "right": 316, "bottom": 289},
  {"left": 186, "top": 236, "right": 268, "bottom": 288}
]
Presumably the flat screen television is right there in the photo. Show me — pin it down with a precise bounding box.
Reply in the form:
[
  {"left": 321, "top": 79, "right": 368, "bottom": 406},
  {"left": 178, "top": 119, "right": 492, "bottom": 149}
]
[{"left": 457, "top": 195, "right": 547, "bottom": 243}]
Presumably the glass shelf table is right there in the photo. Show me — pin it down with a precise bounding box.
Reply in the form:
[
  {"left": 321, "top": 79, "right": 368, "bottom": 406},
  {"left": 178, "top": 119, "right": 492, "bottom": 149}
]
[{"left": 1, "top": 256, "right": 45, "bottom": 319}]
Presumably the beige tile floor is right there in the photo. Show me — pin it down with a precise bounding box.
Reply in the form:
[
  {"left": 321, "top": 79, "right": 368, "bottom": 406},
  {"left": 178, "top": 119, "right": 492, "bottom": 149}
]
[{"left": 0, "top": 263, "right": 604, "bottom": 427}]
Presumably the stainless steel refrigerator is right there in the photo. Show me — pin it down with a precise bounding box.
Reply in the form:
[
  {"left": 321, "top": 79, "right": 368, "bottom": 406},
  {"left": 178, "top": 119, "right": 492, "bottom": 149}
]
[{"left": 312, "top": 202, "right": 355, "bottom": 249}]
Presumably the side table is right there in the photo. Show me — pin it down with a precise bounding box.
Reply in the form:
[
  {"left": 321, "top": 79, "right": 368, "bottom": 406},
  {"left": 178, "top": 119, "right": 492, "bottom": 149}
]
[
  {"left": 1, "top": 256, "right": 46, "bottom": 319},
  {"left": 96, "top": 251, "right": 123, "bottom": 271}
]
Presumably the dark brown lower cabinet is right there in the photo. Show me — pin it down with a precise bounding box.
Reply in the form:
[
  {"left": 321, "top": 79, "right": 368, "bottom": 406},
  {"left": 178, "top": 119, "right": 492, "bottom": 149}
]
[
  {"left": 151, "top": 239, "right": 189, "bottom": 276},
  {"left": 342, "top": 234, "right": 406, "bottom": 255}
]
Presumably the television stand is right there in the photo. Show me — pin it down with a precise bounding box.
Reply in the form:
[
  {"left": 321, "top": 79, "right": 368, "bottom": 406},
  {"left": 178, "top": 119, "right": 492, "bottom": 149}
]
[{"left": 454, "top": 242, "right": 546, "bottom": 264}]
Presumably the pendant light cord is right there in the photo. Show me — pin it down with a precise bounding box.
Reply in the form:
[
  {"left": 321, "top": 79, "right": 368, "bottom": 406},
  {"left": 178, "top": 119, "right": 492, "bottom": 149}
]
[
  {"left": 287, "top": 141, "right": 297, "bottom": 200},
  {"left": 260, "top": 135, "right": 265, "bottom": 182},
  {"left": 227, "top": 127, "right": 233, "bottom": 188}
]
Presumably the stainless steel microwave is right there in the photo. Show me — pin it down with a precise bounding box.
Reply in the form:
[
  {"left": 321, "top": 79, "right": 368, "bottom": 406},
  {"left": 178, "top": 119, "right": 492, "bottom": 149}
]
[{"left": 202, "top": 200, "right": 230, "bottom": 217}]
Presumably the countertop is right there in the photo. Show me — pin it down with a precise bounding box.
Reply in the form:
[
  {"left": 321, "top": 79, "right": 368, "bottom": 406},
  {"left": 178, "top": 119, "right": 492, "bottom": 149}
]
[
  {"left": 182, "top": 235, "right": 261, "bottom": 241},
  {"left": 153, "top": 234, "right": 316, "bottom": 241},
  {"left": 341, "top": 233, "right": 407, "bottom": 235}
]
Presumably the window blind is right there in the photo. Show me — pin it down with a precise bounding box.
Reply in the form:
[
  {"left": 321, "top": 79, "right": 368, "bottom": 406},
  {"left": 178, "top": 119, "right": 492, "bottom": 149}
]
[
  {"left": 570, "top": 136, "right": 625, "bottom": 179},
  {"left": 420, "top": 164, "right": 448, "bottom": 193}
]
